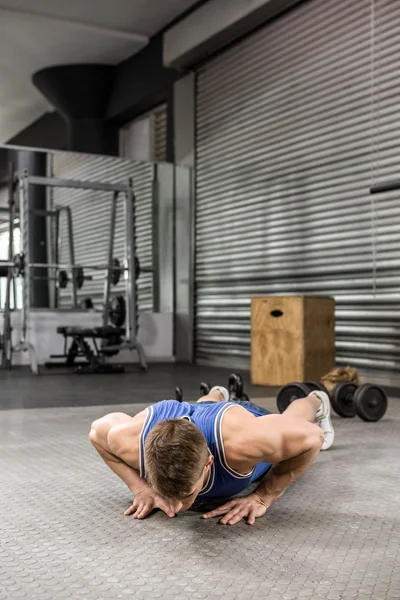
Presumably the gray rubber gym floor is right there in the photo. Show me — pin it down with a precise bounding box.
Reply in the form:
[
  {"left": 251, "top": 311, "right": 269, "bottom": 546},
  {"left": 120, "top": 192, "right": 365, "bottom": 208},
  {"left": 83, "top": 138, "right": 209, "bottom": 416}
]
[{"left": 0, "top": 366, "right": 399, "bottom": 600}]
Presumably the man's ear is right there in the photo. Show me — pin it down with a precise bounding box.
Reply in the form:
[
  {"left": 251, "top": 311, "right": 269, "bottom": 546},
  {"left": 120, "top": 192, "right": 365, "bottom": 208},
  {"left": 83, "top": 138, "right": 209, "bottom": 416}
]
[{"left": 205, "top": 455, "right": 214, "bottom": 469}]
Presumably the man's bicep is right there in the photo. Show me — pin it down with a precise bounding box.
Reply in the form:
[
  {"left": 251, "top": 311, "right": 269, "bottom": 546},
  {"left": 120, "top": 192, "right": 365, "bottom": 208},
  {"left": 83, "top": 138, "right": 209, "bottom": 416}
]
[{"left": 242, "top": 414, "right": 321, "bottom": 464}]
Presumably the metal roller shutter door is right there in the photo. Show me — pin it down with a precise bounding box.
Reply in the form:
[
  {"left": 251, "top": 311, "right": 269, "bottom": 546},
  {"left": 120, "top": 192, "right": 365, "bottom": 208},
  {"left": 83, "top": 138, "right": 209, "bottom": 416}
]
[
  {"left": 195, "top": 0, "right": 400, "bottom": 373},
  {"left": 50, "top": 152, "right": 154, "bottom": 311}
]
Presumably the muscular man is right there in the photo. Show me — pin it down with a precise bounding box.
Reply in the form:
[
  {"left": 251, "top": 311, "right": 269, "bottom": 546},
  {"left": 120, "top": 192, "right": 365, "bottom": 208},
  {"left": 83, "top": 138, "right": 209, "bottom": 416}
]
[{"left": 89, "top": 386, "right": 334, "bottom": 526}]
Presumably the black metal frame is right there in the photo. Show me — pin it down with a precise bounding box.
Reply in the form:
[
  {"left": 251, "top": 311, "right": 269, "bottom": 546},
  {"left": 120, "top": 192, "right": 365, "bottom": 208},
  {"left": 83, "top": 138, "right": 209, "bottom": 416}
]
[
  {"left": 45, "top": 326, "right": 130, "bottom": 374},
  {"left": 370, "top": 180, "right": 400, "bottom": 194}
]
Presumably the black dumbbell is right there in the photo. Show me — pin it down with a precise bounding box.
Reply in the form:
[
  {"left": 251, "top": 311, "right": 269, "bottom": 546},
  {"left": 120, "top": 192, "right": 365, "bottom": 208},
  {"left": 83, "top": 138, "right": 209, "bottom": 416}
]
[
  {"left": 228, "top": 373, "right": 242, "bottom": 401},
  {"left": 175, "top": 387, "right": 183, "bottom": 403},
  {"left": 200, "top": 382, "right": 211, "bottom": 396},
  {"left": 330, "top": 382, "right": 388, "bottom": 421},
  {"left": 228, "top": 373, "right": 251, "bottom": 402},
  {"left": 276, "top": 382, "right": 312, "bottom": 413},
  {"left": 304, "top": 381, "right": 329, "bottom": 394}
]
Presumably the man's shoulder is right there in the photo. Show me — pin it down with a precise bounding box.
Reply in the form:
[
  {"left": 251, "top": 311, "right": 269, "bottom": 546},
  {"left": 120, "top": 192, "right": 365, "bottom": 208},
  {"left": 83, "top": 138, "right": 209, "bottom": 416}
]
[{"left": 108, "top": 409, "right": 147, "bottom": 462}]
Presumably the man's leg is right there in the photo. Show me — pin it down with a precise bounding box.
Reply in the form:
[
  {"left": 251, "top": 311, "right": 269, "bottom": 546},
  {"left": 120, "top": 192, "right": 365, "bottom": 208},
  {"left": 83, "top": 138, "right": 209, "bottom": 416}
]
[
  {"left": 196, "top": 386, "right": 229, "bottom": 403},
  {"left": 283, "top": 391, "right": 334, "bottom": 450},
  {"left": 282, "top": 392, "right": 321, "bottom": 422}
]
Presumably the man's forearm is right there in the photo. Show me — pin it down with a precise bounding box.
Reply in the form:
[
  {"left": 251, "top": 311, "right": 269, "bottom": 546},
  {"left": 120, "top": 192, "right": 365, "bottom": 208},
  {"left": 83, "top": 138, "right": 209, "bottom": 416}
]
[
  {"left": 91, "top": 439, "right": 149, "bottom": 494},
  {"left": 254, "top": 443, "right": 322, "bottom": 504}
]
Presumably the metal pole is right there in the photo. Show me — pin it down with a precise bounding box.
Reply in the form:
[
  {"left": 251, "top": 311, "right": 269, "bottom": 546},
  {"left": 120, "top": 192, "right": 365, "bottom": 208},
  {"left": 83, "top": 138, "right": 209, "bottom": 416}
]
[
  {"left": 63, "top": 206, "right": 78, "bottom": 308},
  {"left": 18, "top": 175, "right": 28, "bottom": 343},
  {"left": 102, "top": 191, "right": 118, "bottom": 328},
  {"left": 12, "top": 276, "right": 16, "bottom": 311},
  {"left": 54, "top": 208, "right": 60, "bottom": 308},
  {"left": 3, "top": 163, "right": 15, "bottom": 369},
  {"left": 14, "top": 173, "right": 39, "bottom": 375},
  {"left": 26, "top": 175, "right": 129, "bottom": 194},
  {"left": 124, "top": 181, "right": 136, "bottom": 344}
]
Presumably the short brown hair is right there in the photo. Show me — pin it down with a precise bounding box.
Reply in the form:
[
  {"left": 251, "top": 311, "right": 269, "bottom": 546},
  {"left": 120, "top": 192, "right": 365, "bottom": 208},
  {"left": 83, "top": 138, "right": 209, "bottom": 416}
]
[{"left": 144, "top": 419, "right": 209, "bottom": 500}]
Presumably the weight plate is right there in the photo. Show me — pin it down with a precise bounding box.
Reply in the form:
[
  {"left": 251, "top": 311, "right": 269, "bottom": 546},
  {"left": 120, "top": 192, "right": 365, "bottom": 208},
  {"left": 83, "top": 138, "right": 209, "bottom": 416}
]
[
  {"left": 58, "top": 270, "right": 69, "bottom": 289},
  {"left": 276, "top": 382, "right": 311, "bottom": 414},
  {"left": 108, "top": 295, "right": 126, "bottom": 327},
  {"left": 330, "top": 382, "right": 358, "bottom": 418},
  {"left": 353, "top": 384, "right": 388, "bottom": 422},
  {"left": 13, "top": 253, "right": 25, "bottom": 277},
  {"left": 74, "top": 267, "right": 85, "bottom": 289},
  {"left": 135, "top": 256, "right": 141, "bottom": 280},
  {"left": 175, "top": 386, "right": 183, "bottom": 402},
  {"left": 80, "top": 297, "right": 93, "bottom": 310},
  {"left": 304, "top": 381, "right": 329, "bottom": 394},
  {"left": 110, "top": 257, "right": 140, "bottom": 283},
  {"left": 111, "top": 258, "right": 121, "bottom": 286}
]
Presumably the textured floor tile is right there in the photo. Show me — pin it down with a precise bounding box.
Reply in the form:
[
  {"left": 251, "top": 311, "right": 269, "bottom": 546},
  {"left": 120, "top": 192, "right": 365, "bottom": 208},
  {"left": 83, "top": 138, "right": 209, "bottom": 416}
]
[{"left": 0, "top": 368, "right": 399, "bottom": 600}]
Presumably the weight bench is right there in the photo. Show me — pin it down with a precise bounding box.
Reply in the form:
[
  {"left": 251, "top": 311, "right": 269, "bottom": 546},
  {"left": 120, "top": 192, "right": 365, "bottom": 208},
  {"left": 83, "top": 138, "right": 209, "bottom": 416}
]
[{"left": 46, "top": 325, "right": 126, "bottom": 374}]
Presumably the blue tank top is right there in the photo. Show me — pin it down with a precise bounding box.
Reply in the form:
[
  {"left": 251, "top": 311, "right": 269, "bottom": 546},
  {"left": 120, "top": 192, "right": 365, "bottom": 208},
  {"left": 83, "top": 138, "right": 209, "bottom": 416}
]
[{"left": 139, "top": 400, "right": 272, "bottom": 500}]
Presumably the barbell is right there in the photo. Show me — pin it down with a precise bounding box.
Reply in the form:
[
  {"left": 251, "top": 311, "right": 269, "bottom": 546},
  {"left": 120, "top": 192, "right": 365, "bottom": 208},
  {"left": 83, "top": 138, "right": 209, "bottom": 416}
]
[
  {"left": 4, "top": 253, "right": 152, "bottom": 284},
  {"left": 31, "top": 267, "right": 93, "bottom": 290}
]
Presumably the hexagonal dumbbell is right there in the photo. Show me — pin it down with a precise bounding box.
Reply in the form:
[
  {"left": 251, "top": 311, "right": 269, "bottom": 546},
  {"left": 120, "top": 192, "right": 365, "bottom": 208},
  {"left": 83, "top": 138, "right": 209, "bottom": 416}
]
[
  {"left": 228, "top": 373, "right": 250, "bottom": 402},
  {"left": 200, "top": 382, "right": 211, "bottom": 397},
  {"left": 175, "top": 387, "right": 183, "bottom": 403}
]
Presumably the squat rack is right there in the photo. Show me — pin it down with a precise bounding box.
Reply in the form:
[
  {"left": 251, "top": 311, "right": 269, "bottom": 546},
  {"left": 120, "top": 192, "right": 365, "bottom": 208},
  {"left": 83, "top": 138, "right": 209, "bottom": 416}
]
[{"left": 1, "top": 171, "right": 147, "bottom": 373}]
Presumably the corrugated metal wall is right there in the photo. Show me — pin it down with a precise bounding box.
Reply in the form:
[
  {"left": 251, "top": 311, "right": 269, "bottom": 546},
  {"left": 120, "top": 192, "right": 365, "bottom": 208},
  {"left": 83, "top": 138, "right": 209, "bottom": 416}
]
[
  {"left": 50, "top": 152, "right": 154, "bottom": 311},
  {"left": 195, "top": 0, "right": 400, "bottom": 373}
]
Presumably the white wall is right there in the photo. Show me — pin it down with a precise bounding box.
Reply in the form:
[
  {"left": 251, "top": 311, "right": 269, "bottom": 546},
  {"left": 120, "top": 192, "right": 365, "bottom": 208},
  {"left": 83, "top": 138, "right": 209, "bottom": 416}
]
[
  {"left": 3, "top": 309, "right": 173, "bottom": 367},
  {"left": 119, "top": 116, "right": 153, "bottom": 162},
  {"left": 0, "top": 185, "right": 8, "bottom": 208},
  {"left": 174, "top": 73, "right": 195, "bottom": 167}
]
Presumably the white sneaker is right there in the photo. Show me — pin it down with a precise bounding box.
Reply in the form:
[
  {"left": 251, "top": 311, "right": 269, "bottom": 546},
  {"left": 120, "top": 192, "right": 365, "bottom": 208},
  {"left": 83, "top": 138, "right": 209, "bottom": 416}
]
[
  {"left": 311, "top": 391, "right": 335, "bottom": 450},
  {"left": 197, "top": 386, "right": 230, "bottom": 403},
  {"left": 209, "top": 386, "right": 230, "bottom": 402}
]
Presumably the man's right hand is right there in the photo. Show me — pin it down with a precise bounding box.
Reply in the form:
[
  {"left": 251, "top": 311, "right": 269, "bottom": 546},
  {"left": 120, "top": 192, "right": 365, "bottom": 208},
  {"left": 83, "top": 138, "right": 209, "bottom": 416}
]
[{"left": 124, "top": 486, "right": 183, "bottom": 520}]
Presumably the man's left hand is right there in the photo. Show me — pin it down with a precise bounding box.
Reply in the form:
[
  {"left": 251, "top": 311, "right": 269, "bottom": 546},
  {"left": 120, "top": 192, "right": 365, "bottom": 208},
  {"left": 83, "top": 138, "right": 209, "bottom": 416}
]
[{"left": 202, "top": 493, "right": 271, "bottom": 525}]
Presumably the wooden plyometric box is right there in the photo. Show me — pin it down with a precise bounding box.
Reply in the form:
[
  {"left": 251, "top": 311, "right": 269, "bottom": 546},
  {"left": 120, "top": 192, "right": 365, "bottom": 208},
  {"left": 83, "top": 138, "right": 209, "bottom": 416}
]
[{"left": 251, "top": 296, "right": 335, "bottom": 386}]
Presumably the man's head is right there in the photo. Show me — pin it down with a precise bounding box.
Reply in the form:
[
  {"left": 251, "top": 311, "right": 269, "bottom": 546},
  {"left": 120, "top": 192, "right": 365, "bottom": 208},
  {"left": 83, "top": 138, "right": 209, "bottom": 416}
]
[{"left": 144, "top": 418, "right": 213, "bottom": 509}]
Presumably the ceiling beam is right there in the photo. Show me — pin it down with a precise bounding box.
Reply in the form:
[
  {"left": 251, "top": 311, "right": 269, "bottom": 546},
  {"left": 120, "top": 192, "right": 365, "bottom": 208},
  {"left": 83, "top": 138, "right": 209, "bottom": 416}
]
[{"left": 0, "top": 5, "right": 149, "bottom": 44}]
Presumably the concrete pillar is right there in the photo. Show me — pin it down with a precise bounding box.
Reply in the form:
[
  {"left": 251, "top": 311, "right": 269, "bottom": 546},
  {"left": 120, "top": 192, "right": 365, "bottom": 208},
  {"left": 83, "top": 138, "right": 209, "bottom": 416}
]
[{"left": 173, "top": 73, "right": 195, "bottom": 362}]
